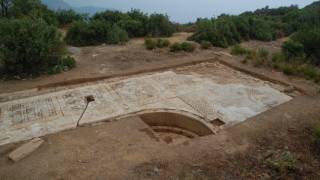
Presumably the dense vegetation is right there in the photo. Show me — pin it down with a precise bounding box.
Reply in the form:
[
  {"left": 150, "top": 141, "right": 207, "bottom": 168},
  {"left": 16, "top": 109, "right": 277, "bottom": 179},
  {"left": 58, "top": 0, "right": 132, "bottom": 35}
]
[
  {"left": 1, "top": 0, "right": 319, "bottom": 80},
  {"left": 0, "top": 18, "right": 75, "bottom": 78},
  {"left": 190, "top": 1, "right": 320, "bottom": 82},
  {"left": 55, "top": 9, "right": 86, "bottom": 27},
  {"left": 190, "top": 2, "right": 320, "bottom": 48},
  {"left": 66, "top": 10, "right": 175, "bottom": 46},
  {"left": 0, "top": 0, "right": 75, "bottom": 78},
  {"left": 0, "top": 0, "right": 175, "bottom": 77}
]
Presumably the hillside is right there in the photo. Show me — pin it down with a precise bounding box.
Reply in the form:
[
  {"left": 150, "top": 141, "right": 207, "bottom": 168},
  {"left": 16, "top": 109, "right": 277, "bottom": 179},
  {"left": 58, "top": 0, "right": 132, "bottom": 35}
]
[
  {"left": 41, "top": 0, "right": 71, "bottom": 10},
  {"left": 41, "top": 0, "right": 105, "bottom": 14}
]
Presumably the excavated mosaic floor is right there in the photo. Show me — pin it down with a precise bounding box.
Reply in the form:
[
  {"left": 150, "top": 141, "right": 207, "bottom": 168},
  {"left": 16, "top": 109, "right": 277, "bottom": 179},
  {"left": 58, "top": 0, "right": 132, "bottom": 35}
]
[{"left": 0, "top": 62, "right": 293, "bottom": 145}]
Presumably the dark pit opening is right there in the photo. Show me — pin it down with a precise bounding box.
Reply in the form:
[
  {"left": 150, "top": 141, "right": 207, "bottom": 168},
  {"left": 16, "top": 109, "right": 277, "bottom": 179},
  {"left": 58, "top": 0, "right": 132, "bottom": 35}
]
[{"left": 139, "top": 111, "right": 214, "bottom": 144}]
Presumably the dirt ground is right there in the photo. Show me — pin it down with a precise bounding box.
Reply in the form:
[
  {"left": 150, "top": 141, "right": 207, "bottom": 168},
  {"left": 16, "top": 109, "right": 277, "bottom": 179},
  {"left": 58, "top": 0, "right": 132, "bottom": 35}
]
[
  {"left": 0, "top": 33, "right": 222, "bottom": 94},
  {"left": 0, "top": 33, "right": 320, "bottom": 179},
  {"left": 0, "top": 95, "right": 319, "bottom": 179}
]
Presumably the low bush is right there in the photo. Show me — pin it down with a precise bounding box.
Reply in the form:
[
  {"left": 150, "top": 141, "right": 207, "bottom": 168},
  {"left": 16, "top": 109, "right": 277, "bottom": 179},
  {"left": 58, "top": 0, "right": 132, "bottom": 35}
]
[
  {"left": 258, "top": 48, "right": 269, "bottom": 59},
  {"left": 156, "top": 39, "right": 170, "bottom": 48},
  {"left": 48, "top": 56, "right": 76, "bottom": 74},
  {"left": 200, "top": 41, "right": 212, "bottom": 49},
  {"left": 282, "top": 64, "right": 299, "bottom": 75},
  {"left": 282, "top": 39, "right": 305, "bottom": 59},
  {"left": 271, "top": 52, "right": 286, "bottom": 69},
  {"left": 61, "top": 56, "right": 76, "bottom": 69},
  {"left": 170, "top": 43, "right": 183, "bottom": 52},
  {"left": 170, "top": 42, "right": 196, "bottom": 53},
  {"left": 107, "top": 24, "right": 129, "bottom": 44},
  {"left": 271, "top": 52, "right": 320, "bottom": 82},
  {"left": 266, "top": 151, "right": 297, "bottom": 174},
  {"left": 245, "top": 50, "right": 257, "bottom": 61},
  {"left": 231, "top": 45, "right": 251, "bottom": 55},
  {"left": 145, "top": 38, "right": 170, "bottom": 50},
  {"left": 145, "top": 38, "right": 157, "bottom": 50},
  {"left": 0, "top": 19, "right": 68, "bottom": 78},
  {"left": 180, "top": 42, "right": 196, "bottom": 52}
]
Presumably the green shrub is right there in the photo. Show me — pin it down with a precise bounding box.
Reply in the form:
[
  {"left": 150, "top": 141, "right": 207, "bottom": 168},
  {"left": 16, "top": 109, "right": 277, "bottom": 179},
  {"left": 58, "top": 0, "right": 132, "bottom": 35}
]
[
  {"left": 65, "top": 21, "right": 128, "bottom": 46},
  {"left": 55, "top": 9, "right": 85, "bottom": 27},
  {"left": 147, "top": 13, "right": 174, "bottom": 37},
  {"left": 156, "top": 38, "right": 170, "bottom": 48},
  {"left": 258, "top": 48, "right": 269, "bottom": 59},
  {"left": 170, "top": 43, "right": 183, "bottom": 52},
  {"left": 48, "top": 65, "right": 63, "bottom": 75},
  {"left": 266, "top": 151, "right": 297, "bottom": 173},
  {"left": 65, "top": 21, "right": 99, "bottom": 46},
  {"left": 299, "top": 64, "right": 320, "bottom": 80},
  {"left": 231, "top": 45, "right": 251, "bottom": 55},
  {"left": 0, "top": 0, "right": 59, "bottom": 26},
  {"left": 200, "top": 41, "right": 212, "bottom": 49},
  {"left": 145, "top": 38, "right": 170, "bottom": 50},
  {"left": 272, "top": 53, "right": 286, "bottom": 63},
  {"left": 61, "top": 56, "right": 76, "bottom": 69},
  {"left": 145, "top": 38, "right": 157, "bottom": 50},
  {"left": 107, "top": 24, "right": 129, "bottom": 44},
  {"left": 91, "top": 10, "right": 175, "bottom": 38},
  {"left": 282, "top": 39, "right": 305, "bottom": 59},
  {"left": 271, "top": 52, "right": 286, "bottom": 69},
  {"left": 0, "top": 19, "right": 67, "bottom": 77},
  {"left": 270, "top": 52, "right": 320, "bottom": 82},
  {"left": 282, "top": 64, "right": 298, "bottom": 75},
  {"left": 291, "top": 28, "right": 320, "bottom": 65},
  {"left": 190, "top": 15, "right": 276, "bottom": 48},
  {"left": 181, "top": 42, "right": 196, "bottom": 52},
  {"left": 245, "top": 50, "right": 257, "bottom": 60}
]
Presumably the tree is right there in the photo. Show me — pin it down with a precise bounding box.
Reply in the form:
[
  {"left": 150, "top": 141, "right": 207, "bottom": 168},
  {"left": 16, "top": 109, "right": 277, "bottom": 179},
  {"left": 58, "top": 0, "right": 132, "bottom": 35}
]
[
  {"left": 147, "top": 13, "right": 174, "bottom": 37},
  {"left": 0, "top": 0, "right": 12, "bottom": 17},
  {"left": 55, "top": 9, "right": 84, "bottom": 27},
  {"left": 292, "top": 28, "right": 320, "bottom": 65},
  {"left": 0, "top": 19, "right": 66, "bottom": 77}
]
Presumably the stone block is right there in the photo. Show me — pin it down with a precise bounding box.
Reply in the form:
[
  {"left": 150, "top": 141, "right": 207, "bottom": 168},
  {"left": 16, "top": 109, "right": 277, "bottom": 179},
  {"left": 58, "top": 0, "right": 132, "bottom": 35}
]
[{"left": 8, "top": 138, "right": 44, "bottom": 162}]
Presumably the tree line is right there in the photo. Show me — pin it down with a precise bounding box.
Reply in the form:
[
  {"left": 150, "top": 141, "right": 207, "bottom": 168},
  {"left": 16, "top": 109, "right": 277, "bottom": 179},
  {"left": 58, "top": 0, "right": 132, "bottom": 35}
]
[
  {"left": 0, "top": 0, "right": 319, "bottom": 78},
  {"left": 0, "top": 0, "right": 175, "bottom": 77},
  {"left": 190, "top": 1, "right": 320, "bottom": 65}
]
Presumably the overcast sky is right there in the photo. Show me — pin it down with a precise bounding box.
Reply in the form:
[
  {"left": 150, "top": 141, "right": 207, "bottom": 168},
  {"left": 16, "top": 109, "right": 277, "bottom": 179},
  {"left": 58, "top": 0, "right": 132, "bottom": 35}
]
[{"left": 65, "top": 0, "right": 316, "bottom": 23}]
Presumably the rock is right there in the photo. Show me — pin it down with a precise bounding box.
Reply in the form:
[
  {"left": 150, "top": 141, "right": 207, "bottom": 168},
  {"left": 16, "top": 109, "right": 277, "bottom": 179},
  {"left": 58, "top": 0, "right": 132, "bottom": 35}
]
[
  {"left": 260, "top": 173, "right": 271, "bottom": 180},
  {"left": 8, "top": 138, "right": 44, "bottom": 162},
  {"left": 67, "top": 46, "right": 81, "bottom": 55},
  {"left": 283, "top": 86, "right": 295, "bottom": 93}
]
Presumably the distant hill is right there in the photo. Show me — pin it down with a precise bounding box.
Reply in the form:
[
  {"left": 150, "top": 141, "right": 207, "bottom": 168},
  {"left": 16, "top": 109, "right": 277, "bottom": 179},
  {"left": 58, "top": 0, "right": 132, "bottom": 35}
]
[
  {"left": 41, "top": 0, "right": 71, "bottom": 10},
  {"left": 73, "top": 6, "right": 106, "bottom": 15},
  {"left": 41, "top": 0, "right": 106, "bottom": 15}
]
